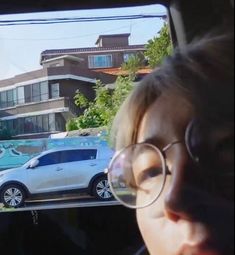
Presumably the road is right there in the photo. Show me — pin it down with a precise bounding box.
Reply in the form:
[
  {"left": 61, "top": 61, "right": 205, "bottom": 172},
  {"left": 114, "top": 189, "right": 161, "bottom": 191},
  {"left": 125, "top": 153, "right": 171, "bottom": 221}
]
[{"left": 0, "top": 195, "right": 121, "bottom": 212}]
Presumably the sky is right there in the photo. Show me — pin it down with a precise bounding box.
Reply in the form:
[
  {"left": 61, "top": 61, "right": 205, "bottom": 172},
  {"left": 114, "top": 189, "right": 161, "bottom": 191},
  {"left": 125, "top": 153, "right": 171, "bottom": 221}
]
[{"left": 0, "top": 4, "right": 166, "bottom": 80}]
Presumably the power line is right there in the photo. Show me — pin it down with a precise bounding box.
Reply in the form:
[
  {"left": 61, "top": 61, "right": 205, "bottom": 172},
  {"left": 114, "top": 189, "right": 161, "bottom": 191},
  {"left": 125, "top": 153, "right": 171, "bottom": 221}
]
[
  {"left": 1, "top": 21, "right": 144, "bottom": 41},
  {"left": 0, "top": 14, "right": 167, "bottom": 26}
]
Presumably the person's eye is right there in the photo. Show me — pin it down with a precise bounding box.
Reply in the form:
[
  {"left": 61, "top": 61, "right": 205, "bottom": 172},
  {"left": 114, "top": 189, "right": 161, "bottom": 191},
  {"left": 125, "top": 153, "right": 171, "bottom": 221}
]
[{"left": 137, "top": 167, "right": 162, "bottom": 186}]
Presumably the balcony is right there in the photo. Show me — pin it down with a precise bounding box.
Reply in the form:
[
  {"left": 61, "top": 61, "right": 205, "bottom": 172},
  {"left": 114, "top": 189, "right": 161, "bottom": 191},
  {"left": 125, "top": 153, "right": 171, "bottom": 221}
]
[{"left": 0, "top": 97, "right": 80, "bottom": 118}]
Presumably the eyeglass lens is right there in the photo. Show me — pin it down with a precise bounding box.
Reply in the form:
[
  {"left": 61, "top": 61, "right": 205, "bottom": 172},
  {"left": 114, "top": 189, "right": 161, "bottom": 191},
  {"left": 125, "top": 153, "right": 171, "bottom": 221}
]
[
  {"left": 186, "top": 118, "right": 234, "bottom": 173},
  {"left": 109, "top": 144, "right": 166, "bottom": 208}
]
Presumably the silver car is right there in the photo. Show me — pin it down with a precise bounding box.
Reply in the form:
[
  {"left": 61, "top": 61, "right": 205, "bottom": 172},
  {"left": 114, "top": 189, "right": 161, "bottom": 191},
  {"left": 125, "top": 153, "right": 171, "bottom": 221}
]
[{"left": 0, "top": 146, "right": 114, "bottom": 208}]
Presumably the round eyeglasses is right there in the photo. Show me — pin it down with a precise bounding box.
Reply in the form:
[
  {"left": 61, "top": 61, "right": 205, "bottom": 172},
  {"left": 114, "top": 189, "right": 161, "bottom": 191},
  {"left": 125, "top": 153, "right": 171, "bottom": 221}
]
[
  {"left": 107, "top": 141, "right": 181, "bottom": 209},
  {"left": 106, "top": 118, "right": 234, "bottom": 209}
]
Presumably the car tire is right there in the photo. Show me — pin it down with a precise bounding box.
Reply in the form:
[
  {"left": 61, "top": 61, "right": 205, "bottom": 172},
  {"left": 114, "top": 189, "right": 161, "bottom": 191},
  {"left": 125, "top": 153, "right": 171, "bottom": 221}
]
[
  {"left": 1, "top": 184, "right": 26, "bottom": 208},
  {"left": 92, "top": 176, "right": 113, "bottom": 201}
]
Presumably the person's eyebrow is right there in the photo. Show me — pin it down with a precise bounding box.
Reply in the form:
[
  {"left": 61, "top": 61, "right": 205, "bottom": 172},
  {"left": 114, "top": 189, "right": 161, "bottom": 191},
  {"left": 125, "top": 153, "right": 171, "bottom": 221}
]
[{"left": 142, "top": 137, "right": 165, "bottom": 149}]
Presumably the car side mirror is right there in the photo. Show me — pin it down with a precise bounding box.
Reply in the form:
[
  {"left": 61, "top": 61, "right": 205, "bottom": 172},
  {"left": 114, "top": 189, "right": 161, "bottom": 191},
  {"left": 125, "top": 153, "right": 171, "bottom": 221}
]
[{"left": 29, "top": 159, "right": 39, "bottom": 169}]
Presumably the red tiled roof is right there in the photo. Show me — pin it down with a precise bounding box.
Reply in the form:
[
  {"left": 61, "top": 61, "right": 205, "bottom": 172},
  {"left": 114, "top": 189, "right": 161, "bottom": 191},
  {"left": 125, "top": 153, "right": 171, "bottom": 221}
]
[{"left": 93, "top": 67, "right": 152, "bottom": 76}]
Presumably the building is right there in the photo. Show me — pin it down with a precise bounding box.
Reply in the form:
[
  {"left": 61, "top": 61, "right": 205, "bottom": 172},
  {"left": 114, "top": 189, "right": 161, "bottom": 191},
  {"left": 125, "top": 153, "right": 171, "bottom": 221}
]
[
  {"left": 41, "top": 34, "right": 146, "bottom": 70},
  {"left": 0, "top": 34, "right": 147, "bottom": 139}
]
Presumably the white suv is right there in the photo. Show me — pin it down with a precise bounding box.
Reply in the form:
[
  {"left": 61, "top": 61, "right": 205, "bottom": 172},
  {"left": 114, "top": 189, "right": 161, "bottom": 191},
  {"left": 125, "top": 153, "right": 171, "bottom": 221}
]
[{"left": 0, "top": 146, "right": 114, "bottom": 208}]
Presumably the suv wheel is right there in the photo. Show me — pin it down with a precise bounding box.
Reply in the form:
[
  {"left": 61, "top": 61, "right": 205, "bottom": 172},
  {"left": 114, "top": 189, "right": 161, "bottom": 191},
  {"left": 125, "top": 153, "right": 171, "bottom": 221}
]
[
  {"left": 92, "top": 176, "right": 113, "bottom": 201},
  {"left": 1, "top": 184, "right": 26, "bottom": 208}
]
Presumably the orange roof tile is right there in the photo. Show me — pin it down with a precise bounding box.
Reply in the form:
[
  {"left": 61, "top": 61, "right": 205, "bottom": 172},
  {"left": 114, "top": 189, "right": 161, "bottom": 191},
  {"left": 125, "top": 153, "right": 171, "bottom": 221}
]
[{"left": 93, "top": 67, "right": 152, "bottom": 76}]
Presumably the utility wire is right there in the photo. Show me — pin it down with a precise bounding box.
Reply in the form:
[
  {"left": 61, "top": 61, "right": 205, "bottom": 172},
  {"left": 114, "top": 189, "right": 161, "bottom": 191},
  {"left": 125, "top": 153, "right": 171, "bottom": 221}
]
[
  {"left": 1, "top": 21, "right": 144, "bottom": 41},
  {"left": 0, "top": 14, "right": 167, "bottom": 26}
]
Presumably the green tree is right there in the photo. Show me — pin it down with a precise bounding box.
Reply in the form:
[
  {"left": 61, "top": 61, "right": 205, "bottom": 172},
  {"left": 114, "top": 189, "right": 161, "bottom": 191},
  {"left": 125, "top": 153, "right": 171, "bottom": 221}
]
[
  {"left": 66, "top": 118, "right": 79, "bottom": 132},
  {"left": 67, "top": 76, "right": 134, "bottom": 131},
  {"left": 121, "top": 54, "right": 143, "bottom": 80},
  {"left": 145, "top": 23, "right": 173, "bottom": 68}
]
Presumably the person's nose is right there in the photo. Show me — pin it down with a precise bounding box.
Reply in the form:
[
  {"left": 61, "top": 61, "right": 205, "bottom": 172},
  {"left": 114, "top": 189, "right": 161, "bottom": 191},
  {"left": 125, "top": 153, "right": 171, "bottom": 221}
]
[{"left": 163, "top": 146, "right": 204, "bottom": 222}]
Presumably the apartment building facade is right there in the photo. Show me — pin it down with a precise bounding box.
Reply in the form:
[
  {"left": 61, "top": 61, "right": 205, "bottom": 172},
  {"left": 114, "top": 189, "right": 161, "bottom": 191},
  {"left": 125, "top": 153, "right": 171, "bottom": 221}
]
[{"left": 0, "top": 34, "right": 146, "bottom": 139}]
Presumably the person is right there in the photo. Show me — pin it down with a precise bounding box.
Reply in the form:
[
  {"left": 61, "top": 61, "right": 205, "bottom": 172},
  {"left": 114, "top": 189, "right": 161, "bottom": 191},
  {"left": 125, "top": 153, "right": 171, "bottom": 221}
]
[{"left": 107, "top": 32, "right": 234, "bottom": 255}]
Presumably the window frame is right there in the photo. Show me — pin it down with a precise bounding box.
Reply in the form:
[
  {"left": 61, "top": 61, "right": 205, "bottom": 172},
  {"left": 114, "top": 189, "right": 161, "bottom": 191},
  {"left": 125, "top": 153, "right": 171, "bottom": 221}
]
[{"left": 88, "top": 54, "right": 113, "bottom": 69}]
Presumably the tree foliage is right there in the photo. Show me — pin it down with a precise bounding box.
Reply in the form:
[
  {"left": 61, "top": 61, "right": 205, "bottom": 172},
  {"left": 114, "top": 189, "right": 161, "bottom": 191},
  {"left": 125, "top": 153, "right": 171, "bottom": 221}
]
[
  {"left": 67, "top": 77, "right": 134, "bottom": 131},
  {"left": 121, "top": 54, "right": 144, "bottom": 80},
  {"left": 145, "top": 23, "right": 173, "bottom": 68}
]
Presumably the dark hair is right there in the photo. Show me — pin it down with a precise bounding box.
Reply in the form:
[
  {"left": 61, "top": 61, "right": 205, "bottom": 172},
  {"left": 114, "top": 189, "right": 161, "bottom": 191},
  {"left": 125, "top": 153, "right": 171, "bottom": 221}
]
[{"left": 111, "top": 33, "right": 234, "bottom": 150}]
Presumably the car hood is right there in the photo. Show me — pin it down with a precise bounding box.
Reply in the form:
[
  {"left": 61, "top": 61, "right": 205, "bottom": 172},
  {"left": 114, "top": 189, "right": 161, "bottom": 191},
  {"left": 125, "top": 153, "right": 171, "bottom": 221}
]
[{"left": 0, "top": 167, "right": 22, "bottom": 175}]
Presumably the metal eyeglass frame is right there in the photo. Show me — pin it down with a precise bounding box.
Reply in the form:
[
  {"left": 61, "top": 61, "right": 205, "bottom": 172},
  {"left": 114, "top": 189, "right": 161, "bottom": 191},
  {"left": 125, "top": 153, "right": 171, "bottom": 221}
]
[{"left": 106, "top": 140, "right": 183, "bottom": 209}]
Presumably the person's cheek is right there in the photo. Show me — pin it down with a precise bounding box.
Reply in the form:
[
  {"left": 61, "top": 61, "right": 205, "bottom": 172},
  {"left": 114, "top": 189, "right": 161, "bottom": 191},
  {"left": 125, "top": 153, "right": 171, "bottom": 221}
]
[
  {"left": 136, "top": 183, "right": 169, "bottom": 255},
  {"left": 137, "top": 203, "right": 163, "bottom": 254}
]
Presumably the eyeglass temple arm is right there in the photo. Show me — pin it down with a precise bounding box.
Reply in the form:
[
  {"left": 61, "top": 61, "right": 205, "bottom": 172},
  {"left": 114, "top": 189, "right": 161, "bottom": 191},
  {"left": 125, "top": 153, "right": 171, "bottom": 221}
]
[{"left": 162, "top": 141, "right": 183, "bottom": 152}]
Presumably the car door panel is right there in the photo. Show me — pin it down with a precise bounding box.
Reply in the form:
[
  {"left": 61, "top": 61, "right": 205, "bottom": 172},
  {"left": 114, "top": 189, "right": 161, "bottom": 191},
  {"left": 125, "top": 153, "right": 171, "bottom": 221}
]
[
  {"left": 26, "top": 152, "right": 68, "bottom": 194},
  {"left": 66, "top": 159, "right": 100, "bottom": 190}
]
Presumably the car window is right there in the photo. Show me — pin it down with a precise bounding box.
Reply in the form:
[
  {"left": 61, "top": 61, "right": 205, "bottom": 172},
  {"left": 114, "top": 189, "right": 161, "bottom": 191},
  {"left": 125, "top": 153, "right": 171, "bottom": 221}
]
[
  {"left": 79, "top": 149, "right": 97, "bottom": 160},
  {"left": 38, "top": 152, "right": 62, "bottom": 166},
  {"left": 60, "top": 149, "right": 97, "bottom": 163}
]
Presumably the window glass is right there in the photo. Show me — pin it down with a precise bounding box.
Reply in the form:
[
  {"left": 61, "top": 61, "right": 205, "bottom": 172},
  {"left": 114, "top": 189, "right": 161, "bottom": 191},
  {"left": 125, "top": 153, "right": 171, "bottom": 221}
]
[
  {"left": 15, "top": 115, "right": 51, "bottom": 134},
  {"left": 81, "top": 149, "right": 97, "bottom": 160},
  {"left": 49, "top": 114, "right": 55, "bottom": 131},
  {"left": 24, "top": 117, "right": 34, "bottom": 133},
  {"left": 0, "top": 91, "right": 7, "bottom": 108},
  {"left": 61, "top": 149, "right": 97, "bottom": 163},
  {"left": 24, "top": 85, "right": 32, "bottom": 103},
  {"left": 38, "top": 152, "right": 62, "bottom": 166},
  {"left": 32, "top": 83, "right": 40, "bottom": 102},
  {"left": 40, "top": 81, "right": 49, "bottom": 101},
  {"left": 50, "top": 83, "right": 60, "bottom": 98},
  {"left": 0, "top": 90, "right": 16, "bottom": 108},
  {"left": 17, "top": 87, "right": 25, "bottom": 104},
  {"left": 7, "top": 90, "right": 14, "bottom": 107},
  {"left": 13, "top": 89, "right": 17, "bottom": 106},
  {"left": 55, "top": 113, "right": 65, "bottom": 131},
  {"left": 88, "top": 55, "right": 112, "bottom": 69},
  {"left": 36, "top": 115, "right": 43, "bottom": 132},
  {"left": 42, "top": 115, "right": 49, "bottom": 132},
  {"left": 0, "top": 4, "right": 167, "bottom": 215}
]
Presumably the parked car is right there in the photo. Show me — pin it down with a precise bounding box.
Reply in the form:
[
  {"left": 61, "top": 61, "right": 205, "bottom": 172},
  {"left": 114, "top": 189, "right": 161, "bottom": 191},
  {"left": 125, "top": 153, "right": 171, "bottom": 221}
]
[{"left": 0, "top": 146, "right": 114, "bottom": 208}]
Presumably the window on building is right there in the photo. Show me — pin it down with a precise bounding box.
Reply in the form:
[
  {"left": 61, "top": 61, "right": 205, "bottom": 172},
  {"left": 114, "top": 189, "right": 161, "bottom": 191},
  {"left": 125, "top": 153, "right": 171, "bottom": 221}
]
[
  {"left": 0, "top": 89, "right": 15, "bottom": 109},
  {"left": 0, "top": 91, "right": 7, "bottom": 108},
  {"left": 36, "top": 115, "right": 43, "bottom": 133},
  {"left": 7, "top": 90, "right": 14, "bottom": 107},
  {"left": 14, "top": 114, "right": 55, "bottom": 135},
  {"left": 55, "top": 113, "right": 66, "bottom": 131},
  {"left": 32, "top": 83, "right": 41, "bottom": 102},
  {"left": 17, "top": 87, "right": 25, "bottom": 105},
  {"left": 0, "top": 119, "right": 17, "bottom": 136},
  {"left": 17, "top": 82, "right": 49, "bottom": 105},
  {"left": 24, "top": 85, "right": 32, "bottom": 103},
  {"left": 88, "top": 55, "right": 112, "bottom": 69},
  {"left": 50, "top": 83, "right": 60, "bottom": 98},
  {"left": 42, "top": 115, "right": 49, "bottom": 132},
  {"left": 49, "top": 114, "right": 56, "bottom": 132},
  {"left": 41, "top": 81, "right": 49, "bottom": 101}
]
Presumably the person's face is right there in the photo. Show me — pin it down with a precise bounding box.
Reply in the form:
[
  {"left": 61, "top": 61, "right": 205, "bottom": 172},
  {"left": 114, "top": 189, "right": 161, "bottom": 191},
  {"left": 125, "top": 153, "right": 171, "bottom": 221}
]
[{"left": 136, "top": 91, "right": 234, "bottom": 255}]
